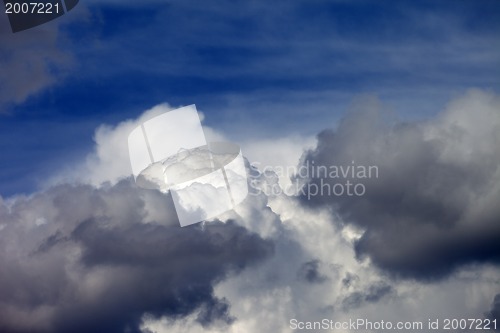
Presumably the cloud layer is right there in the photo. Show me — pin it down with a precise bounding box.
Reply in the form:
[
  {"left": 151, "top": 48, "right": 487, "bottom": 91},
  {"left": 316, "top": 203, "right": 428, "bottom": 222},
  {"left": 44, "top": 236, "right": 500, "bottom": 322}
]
[
  {"left": 1, "top": 90, "right": 499, "bottom": 333},
  {"left": 300, "top": 89, "right": 500, "bottom": 280},
  {"left": 0, "top": 181, "right": 273, "bottom": 333}
]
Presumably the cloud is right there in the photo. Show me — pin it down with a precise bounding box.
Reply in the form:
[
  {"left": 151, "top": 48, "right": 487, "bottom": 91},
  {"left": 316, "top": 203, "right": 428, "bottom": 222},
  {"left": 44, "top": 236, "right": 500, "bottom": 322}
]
[
  {"left": 487, "top": 294, "right": 500, "bottom": 331},
  {"left": 46, "top": 103, "right": 228, "bottom": 189},
  {"left": 341, "top": 282, "right": 393, "bottom": 311},
  {"left": 296, "top": 260, "right": 327, "bottom": 284},
  {"left": 140, "top": 172, "right": 500, "bottom": 333},
  {"left": 299, "top": 89, "right": 500, "bottom": 280},
  {"left": 3, "top": 93, "right": 500, "bottom": 333},
  {"left": 0, "top": 181, "right": 273, "bottom": 333},
  {"left": 0, "top": 10, "right": 79, "bottom": 111}
]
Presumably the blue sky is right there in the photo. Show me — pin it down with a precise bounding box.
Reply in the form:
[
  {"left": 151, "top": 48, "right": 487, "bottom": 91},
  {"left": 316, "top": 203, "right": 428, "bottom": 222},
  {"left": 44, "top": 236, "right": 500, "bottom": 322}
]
[{"left": 1, "top": 0, "right": 499, "bottom": 196}]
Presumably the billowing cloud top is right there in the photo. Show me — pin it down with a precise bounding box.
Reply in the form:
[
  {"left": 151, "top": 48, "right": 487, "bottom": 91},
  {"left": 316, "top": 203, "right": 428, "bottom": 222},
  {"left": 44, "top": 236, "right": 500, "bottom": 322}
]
[
  {"left": 1, "top": 90, "right": 499, "bottom": 333},
  {"left": 300, "top": 89, "right": 500, "bottom": 280}
]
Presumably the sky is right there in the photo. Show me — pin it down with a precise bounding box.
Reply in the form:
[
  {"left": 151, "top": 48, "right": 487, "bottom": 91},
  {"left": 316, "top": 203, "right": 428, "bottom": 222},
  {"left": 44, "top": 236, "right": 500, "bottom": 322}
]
[{"left": 0, "top": 1, "right": 499, "bottom": 333}]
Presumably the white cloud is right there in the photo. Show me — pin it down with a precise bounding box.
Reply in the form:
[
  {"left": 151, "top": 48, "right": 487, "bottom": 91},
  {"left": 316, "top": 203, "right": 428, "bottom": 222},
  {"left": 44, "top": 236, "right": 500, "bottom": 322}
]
[
  {"left": 139, "top": 90, "right": 500, "bottom": 333},
  {"left": 46, "top": 103, "right": 178, "bottom": 186},
  {"left": 242, "top": 135, "right": 316, "bottom": 189},
  {"left": 141, "top": 181, "right": 500, "bottom": 333},
  {"left": 8, "top": 91, "right": 500, "bottom": 333}
]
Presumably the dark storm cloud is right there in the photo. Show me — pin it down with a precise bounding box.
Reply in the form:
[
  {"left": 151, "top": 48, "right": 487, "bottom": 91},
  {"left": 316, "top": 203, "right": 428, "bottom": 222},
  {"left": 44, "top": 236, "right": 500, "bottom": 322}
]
[
  {"left": 486, "top": 293, "right": 500, "bottom": 330},
  {"left": 0, "top": 180, "right": 274, "bottom": 333},
  {"left": 299, "top": 90, "right": 500, "bottom": 280}
]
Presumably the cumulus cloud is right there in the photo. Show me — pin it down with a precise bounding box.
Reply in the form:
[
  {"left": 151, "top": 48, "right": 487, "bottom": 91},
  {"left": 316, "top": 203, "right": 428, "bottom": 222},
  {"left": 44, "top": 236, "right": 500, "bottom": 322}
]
[
  {"left": 0, "top": 181, "right": 273, "bottom": 333},
  {"left": 141, "top": 175, "right": 500, "bottom": 333},
  {"left": 299, "top": 89, "right": 500, "bottom": 280},
  {"left": 3, "top": 90, "right": 500, "bottom": 333},
  {"left": 47, "top": 103, "right": 228, "bottom": 188}
]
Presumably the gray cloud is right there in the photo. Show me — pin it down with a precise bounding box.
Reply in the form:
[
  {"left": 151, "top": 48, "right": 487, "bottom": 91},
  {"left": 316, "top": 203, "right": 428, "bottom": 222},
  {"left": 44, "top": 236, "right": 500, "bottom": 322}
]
[
  {"left": 299, "top": 90, "right": 500, "bottom": 280},
  {"left": 297, "top": 260, "right": 327, "bottom": 284},
  {"left": 0, "top": 180, "right": 273, "bottom": 333},
  {"left": 0, "top": 7, "right": 77, "bottom": 111},
  {"left": 341, "top": 282, "right": 393, "bottom": 311},
  {"left": 487, "top": 293, "right": 500, "bottom": 331}
]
